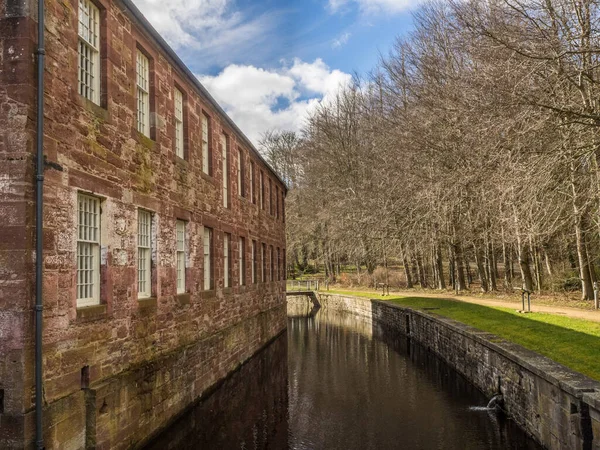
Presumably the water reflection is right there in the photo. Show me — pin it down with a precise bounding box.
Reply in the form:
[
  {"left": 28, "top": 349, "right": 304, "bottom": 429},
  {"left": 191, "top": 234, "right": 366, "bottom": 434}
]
[
  {"left": 145, "top": 309, "right": 541, "bottom": 450},
  {"left": 143, "top": 333, "right": 288, "bottom": 450}
]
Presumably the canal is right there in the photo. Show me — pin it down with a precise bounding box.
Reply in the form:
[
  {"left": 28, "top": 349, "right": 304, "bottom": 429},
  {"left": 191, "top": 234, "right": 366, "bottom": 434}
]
[{"left": 145, "top": 309, "right": 541, "bottom": 449}]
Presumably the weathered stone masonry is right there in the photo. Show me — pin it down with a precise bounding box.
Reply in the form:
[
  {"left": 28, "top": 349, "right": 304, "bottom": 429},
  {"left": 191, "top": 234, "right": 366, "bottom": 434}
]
[{"left": 0, "top": 0, "right": 287, "bottom": 448}]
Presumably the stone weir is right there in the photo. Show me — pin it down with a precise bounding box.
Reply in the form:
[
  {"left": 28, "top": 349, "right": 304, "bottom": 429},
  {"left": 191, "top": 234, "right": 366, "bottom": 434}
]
[{"left": 287, "top": 293, "right": 600, "bottom": 450}]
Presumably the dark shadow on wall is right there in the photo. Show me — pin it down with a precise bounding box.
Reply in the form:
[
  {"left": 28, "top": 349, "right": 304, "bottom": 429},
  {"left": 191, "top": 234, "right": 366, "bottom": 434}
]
[
  {"left": 142, "top": 333, "right": 289, "bottom": 450},
  {"left": 369, "top": 298, "right": 595, "bottom": 450}
]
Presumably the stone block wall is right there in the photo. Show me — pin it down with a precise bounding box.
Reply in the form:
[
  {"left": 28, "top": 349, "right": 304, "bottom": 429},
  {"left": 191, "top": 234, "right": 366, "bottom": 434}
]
[
  {"left": 308, "top": 293, "right": 600, "bottom": 450},
  {"left": 0, "top": 0, "right": 37, "bottom": 447},
  {"left": 0, "top": 0, "right": 287, "bottom": 448}
]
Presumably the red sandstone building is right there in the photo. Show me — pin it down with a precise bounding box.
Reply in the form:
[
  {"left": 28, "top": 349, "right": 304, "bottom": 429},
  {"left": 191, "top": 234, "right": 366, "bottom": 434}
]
[{"left": 0, "top": 0, "right": 287, "bottom": 448}]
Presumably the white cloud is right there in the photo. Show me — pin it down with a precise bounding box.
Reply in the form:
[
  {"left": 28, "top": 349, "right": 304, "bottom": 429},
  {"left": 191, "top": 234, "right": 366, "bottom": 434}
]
[
  {"left": 332, "top": 32, "right": 352, "bottom": 48},
  {"left": 199, "top": 59, "right": 352, "bottom": 144},
  {"left": 328, "top": 0, "right": 418, "bottom": 14},
  {"left": 132, "top": 0, "right": 278, "bottom": 67}
]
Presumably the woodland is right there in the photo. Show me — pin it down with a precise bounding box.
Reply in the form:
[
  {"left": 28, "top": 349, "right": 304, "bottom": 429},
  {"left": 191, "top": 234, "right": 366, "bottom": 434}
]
[{"left": 260, "top": 0, "right": 600, "bottom": 301}]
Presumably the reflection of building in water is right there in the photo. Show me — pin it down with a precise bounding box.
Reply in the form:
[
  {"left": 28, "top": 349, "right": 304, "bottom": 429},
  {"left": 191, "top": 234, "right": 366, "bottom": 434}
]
[{"left": 144, "top": 333, "right": 289, "bottom": 450}]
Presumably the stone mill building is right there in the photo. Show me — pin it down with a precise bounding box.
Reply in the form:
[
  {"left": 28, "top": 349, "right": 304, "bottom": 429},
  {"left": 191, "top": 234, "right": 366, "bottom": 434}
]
[{"left": 0, "top": 0, "right": 287, "bottom": 448}]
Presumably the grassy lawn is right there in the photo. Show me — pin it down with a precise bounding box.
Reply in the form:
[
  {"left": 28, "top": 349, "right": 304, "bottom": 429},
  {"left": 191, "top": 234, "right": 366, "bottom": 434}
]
[{"left": 323, "top": 290, "right": 600, "bottom": 381}]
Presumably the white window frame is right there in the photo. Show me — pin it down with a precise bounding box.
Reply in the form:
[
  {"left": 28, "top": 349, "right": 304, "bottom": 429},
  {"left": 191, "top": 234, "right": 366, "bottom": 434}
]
[
  {"left": 261, "top": 243, "right": 266, "bottom": 282},
  {"left": 237, "top": 148, "right": 243, "bottom": 197},
  {"left": 276, "top": 186, "right": 279, "bottom": 219},
  {"left": 136, "top": 50, "right": 150, "bottom": 136},
  {"left": 250, "top": 161, "right": 255, "bottom": 204},
  {"left": 137, "top": 209, "right": 152, "bottom": 298},
  {"left": 77, "top": 193, "right": 101, "bottom": 307},
  {"left": 202, "top": 114, "right": 210, "bottom": 175},
  {"left": 239, "top": 237, "right": 245, "bottom": 286},
  {"left": 224, "top": 233, "right": 231, "bottom": 288},
  {"left": 269, "top": 178, "right": 273, "bottom": 215},
  {"left": 270, "top": 245, "right": 274, "bottom": 282},
  {"left": 222, "top": 133, "right": 229, "bottom": 208},
  {"left": 78, "top": 0, "right": 101, "bottom": 104},
  {"left": 174, "top": 88, "right": 184, "bottom": 159},
  {"left": 251, "top": 240, "right": 257, "bottom": 284},
  {"left": 203, "top": 227, "right": 212, "bottom": 291},
  {"left": 176, "top": 220, "right": 186, "bottom": 294},
  {"left": 259, "top": 171, "right": 264, "bottom": 209}
]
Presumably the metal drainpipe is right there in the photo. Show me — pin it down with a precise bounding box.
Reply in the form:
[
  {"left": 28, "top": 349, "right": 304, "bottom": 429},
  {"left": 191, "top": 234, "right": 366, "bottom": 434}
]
[{"left": 35, "top": 0, "right": 46, "bottom": 447}]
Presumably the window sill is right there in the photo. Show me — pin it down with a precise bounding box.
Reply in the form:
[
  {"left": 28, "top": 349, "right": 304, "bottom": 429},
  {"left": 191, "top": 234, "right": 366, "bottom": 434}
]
[
  {"left": 200, "top": 172, "right": 214, "bottom": 184},
  {"left": 138, "top": 297, "right": 157, "bottom": 309},
  {"left": 176, "top": 293, "right": 191, "bottom": 305},
  {"left": 174, "top": 155, "right": 189, "bottom": 167},
  {"left": 76, "top": 304, "right": 108, "bottom": 322},
  {"left": 201, "top": 290, "right": 216, "bottom": 299},
  {"left": 132, "top": 129, "right": 156, "bottom": 149},
  {"left": 79, "top": 97, "right": 109, "bottom": 121}
]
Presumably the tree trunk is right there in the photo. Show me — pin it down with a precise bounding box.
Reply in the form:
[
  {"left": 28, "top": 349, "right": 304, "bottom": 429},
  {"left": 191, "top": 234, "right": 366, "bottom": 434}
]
[
  {"left": 543, "top": 248, "right": 552, "bottom": 277},
  {"left": 486, "top": 240, "right": 497, "bottom": 291},
  {"left": 401, "top": 246, "right": 413, "bottom": 289},
  {"left": 416, "top": 254, "right": 427, "bottom": 288},
  {"left": 503, "top": 240, "right": 512, "bottom": 290},
  {"left": 448, "top": 245, "right": 455, "bottom": 289},
  {"left": 474, "top": 244, "right": 489, "bottom": 293},
  {"left": 454, "top": 242, "right": 467, "bottom": 291},
  {"left": 529, "top": 237, "right": 542, "bottom": 292},
  {"left": 571, "top": 162, "right": 594, "bottom": 300},
  {"left": 513, "top": 207, "right": 534, "bottom": 292},
  {"left": 574, "top": 216, "right": 593, "bottom": 299},
  {"left": 435, "top": 244, "right": 445, "bottom": 289},
  {"left": 464, "top": 256, "right": 473, "bottom": 288}
]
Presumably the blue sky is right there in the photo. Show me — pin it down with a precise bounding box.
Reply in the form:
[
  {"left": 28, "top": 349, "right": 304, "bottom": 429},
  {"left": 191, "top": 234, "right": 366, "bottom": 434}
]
[{"left": 132, "top": 0, "right": 419, "bottom": 143}]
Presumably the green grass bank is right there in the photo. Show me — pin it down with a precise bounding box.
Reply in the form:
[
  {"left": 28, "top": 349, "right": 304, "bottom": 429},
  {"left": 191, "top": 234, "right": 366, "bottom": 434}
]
[{"left": 324, "top": 290, "right": 600, "bottom": 381}]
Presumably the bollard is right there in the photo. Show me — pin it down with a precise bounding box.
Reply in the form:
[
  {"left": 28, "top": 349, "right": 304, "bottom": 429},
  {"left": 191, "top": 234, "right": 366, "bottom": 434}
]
[{"left": 527, "top": 291, "right": 531, "bottom": 312}]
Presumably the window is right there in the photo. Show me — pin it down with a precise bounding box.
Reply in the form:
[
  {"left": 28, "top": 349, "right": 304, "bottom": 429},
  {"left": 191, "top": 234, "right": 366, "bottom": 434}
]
[
  {"left": 176, "top": 220, "right": 186, "bottom": 294},
  {"left": 77, "top": 193, "right": 101, "bottom": 307},
  {"left": 252, "top": 240, "right": 257, "bottom": 284},
  {"left": 283, "top": 249, "right": 286, "bottom": 281},
  {"left": 203, "top": 227, "right": 213, "bottom": 290},
  {"left": 137, "top": 210, "right": 152, "bottom": 298},
  {"left": 261, "top": 243, "right": 266, "bottom": 282},
  {"left": 174, "top": 88, "right": 184, "bottom": 159},
  {"left": 237, "top": 148, "right": 245, "bottom": 197},
  {"left": 270, "top": 245, "right": 274, "bottom": 281},
  {"left": 282, "top": 190, "right": 285, "bottom": 222},
  {"left": 78, "top": 0, "right": 100, "bottom": 104},
  {"left": 136, "top": 50, "right": 150, "bottom": 136},
  {"left": 239, "top": 237, "right": 246, "bottom": 286},
  {"left": 221, "top": 133, "right": 229, "bottom": 208},
  {"left": 277, "top": 247, "right": 281, "bottom": 281},
  {"left": 269, "top": 179, "right": 273, "bottom": 215},
  {"left": 250, "top": 161, "right": 255, "bottom": 204},
  {"left": 260, "top": 171, "right": 264, "bottom": 210},
  {"left": 224, "top": 233, "right": 231, "bottom": 288},
  {"left": 202, "top": 114, "right": 211, "bottom": 175},
  {"left": 276, "top": 186, "right": 280, "bottom": 219}
]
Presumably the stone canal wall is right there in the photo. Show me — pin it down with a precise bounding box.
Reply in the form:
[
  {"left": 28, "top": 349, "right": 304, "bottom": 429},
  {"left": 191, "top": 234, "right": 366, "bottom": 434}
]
[{"left": 288, "top": 293, "right": 600, "bottom": 450}]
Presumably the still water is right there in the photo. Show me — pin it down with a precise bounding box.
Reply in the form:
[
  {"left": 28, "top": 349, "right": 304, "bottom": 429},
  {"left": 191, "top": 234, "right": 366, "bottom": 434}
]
[{"left": 145, "top": 309, "right": 541, "bottom": 450}]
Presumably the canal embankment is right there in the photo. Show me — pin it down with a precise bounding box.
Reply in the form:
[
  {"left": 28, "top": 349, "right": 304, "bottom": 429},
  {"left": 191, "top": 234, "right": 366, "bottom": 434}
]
[{"left": 287, "top": 293, "right": 600, "bottom": 450}]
